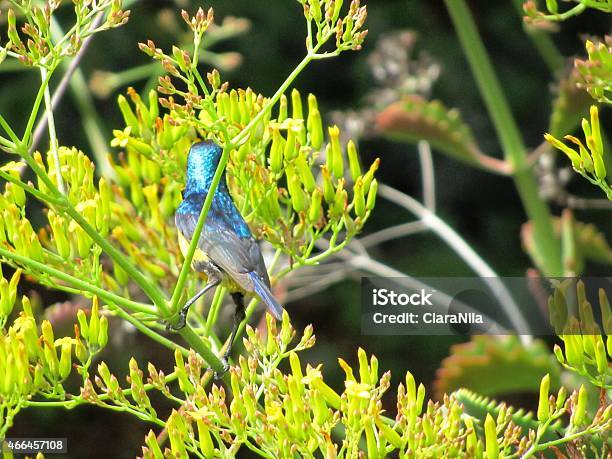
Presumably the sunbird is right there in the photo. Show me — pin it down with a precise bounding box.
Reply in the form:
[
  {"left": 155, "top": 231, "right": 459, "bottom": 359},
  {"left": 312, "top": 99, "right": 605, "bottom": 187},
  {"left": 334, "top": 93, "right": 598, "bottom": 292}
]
[{"left": 172, "top": 140, "right": 283, "bottom": 361}]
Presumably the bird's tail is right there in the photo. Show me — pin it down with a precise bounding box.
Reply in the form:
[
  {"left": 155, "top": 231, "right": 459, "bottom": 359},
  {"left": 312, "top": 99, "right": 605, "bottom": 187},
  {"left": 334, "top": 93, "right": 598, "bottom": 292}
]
[{"left": 249, "top": 272, "right": 283, "bottom": 320}]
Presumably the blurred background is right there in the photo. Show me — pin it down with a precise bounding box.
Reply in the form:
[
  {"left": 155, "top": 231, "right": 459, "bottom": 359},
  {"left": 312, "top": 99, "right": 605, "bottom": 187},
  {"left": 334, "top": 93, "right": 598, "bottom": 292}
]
[{"left": 2, "top": 0, "right": 610, "bottom": 456}]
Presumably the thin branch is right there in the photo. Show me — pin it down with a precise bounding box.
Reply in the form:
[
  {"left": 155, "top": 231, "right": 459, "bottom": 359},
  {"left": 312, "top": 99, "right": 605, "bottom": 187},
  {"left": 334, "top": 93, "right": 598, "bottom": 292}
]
[
  {"left": 358, "top": 221, "right": 427, "bottom": 248},
  {"left": 378, "top": 183, "right": 532, "bottom": 342},
  {"left": 418, "top": 141, "right": 436, "bottom": 212}
]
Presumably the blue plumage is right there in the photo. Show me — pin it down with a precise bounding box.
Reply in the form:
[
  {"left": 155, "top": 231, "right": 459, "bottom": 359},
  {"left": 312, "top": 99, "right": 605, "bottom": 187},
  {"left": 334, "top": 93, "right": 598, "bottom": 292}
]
[{"left": 175, "top": 140, "right": 283, "bottom": 323}]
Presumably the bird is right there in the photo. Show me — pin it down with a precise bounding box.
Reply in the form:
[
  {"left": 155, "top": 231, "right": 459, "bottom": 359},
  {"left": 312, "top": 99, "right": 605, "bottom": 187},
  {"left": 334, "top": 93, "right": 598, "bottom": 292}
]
[{"left": 171, "top": 140, "right": 283, "bottom": 362}]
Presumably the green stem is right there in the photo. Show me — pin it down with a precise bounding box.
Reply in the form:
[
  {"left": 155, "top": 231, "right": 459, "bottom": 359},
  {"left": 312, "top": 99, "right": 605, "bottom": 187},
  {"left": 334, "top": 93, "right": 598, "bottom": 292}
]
[
  {"left": 22, "top": 68, "right": 53, "bottom": 146},
  {"left": 0, "top": 113, "right": 20, "bottom": 144},
  {"left": 0, "top": 246, "right": 155, "bottom": 315},
  {"left": 204, "top": 286, "right": 226, "bottom": 336},
  {"left": 0, "top": 167, "right": 60, "bottom": 204},
  {"left": 537, "top": 3, "right": 587, "bottom": 22},
  {"left": 40, "top": 64, "right": 66, "bottom": 195},
  {"left": 26, "top": 371, "right": 179, "bottom": 409},
  {"left": 178, "top": 326, "right": 227, "bottom": 378},
  {"left": 445, "top": 0, "right": 563, "bottom": 276}
]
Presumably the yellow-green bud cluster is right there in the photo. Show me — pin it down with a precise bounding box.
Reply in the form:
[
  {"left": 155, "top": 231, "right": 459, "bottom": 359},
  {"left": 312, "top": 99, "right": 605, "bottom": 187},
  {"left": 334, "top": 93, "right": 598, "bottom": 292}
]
[{"left": 545, "top": 105, "right": 610, "bottom": 199}]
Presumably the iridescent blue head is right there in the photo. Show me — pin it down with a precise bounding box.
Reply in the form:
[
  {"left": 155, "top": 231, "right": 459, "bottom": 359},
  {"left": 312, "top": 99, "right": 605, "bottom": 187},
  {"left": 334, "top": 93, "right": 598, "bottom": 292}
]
[{"left": 185, "top": 140, "right": 227, "bottom": 197}]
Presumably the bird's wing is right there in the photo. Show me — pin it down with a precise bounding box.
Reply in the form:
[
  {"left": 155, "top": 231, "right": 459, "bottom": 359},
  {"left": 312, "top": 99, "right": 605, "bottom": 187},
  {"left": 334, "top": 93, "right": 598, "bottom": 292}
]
[{"left": 175, "top": 209, "right": 270, "bottom": 290}]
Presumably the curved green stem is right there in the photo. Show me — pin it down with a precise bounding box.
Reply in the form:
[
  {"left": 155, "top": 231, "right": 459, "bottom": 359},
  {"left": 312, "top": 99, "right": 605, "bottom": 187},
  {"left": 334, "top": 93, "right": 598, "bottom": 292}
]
[
  {"left": 0, "top": 246, "right": 155, "bottom": 315},
  {"left": 445, "top": 0, "right": 563, "bottom": 276}
]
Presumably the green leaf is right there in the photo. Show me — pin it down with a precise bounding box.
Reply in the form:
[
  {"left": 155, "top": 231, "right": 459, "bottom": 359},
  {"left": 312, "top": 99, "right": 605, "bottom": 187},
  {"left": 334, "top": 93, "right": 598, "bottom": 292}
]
[
  {"left": 376, "top": 95, "right": 509, "bottom": 174},
  {"left": 434, "top": 336, "right": 560, "bottom": 399}
]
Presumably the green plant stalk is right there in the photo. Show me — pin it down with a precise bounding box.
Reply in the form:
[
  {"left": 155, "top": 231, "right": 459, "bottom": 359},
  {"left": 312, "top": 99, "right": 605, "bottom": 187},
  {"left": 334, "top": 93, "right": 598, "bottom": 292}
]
[
  {"left": 21, "top": 67, "right": 54, "bottom": 146},
  {"left": 0, "top": 113, "right": 20, "bottom": 144},
  {"left": 25, "top": 371, "right": 181, "bottom": 409},
  {"left": 445, "top": 0, "right": 563, "bottom": 276},
  {"left": 106, "top": 304, "right": 190, "bottom": 355},
  {"left": 0, "top": 246, "right": 154, "bottom": 315},
  {"left": 40, "top": 63, "right": 66, "bottom": 195}
]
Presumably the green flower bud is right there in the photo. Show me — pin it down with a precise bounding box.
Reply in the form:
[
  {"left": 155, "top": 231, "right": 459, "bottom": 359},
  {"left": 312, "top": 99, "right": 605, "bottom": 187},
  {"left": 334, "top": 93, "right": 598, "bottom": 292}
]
[
  {"left": 590, "top": 105, "right": 603, "bottom": 157},
  {"left": 553, "top": 344, "right": 565, "bottom": 364},
  {"left": 98, "top": 316, "right": 109, "bottom": 348},
  {"left": 291, "top": 88, "right": 303, "bottom": 121},
  {"left": 130, "top": 180, "right": 145, "bottom": 209},
  {"left": 59, "top": 340, "right": 72, "bottom": 379},
  {"left": 269, "top": 126, "right": 285, "bottom": 173},
  {"left": 6, "top": 182, "right": 25, "bottom": 209},
  {"left": 98, "top": 361, "right": 112, "bottom": 387},
  {"left": 362, "top": 158, "right": 380, "bottom": 191},
  {"left": 145, "top": 431, "right": 164, "bottom": 458},
  {"left": 42, "top": 319, "right": 55, "bottom": 346},
  {"left": 288, "top": 174, "right": 308, "bottom": 213},
  {"left": 347, "top": 140, "right": 362, "bottom": 181},
  {"left": 278, "top": 94, "right": 288, "bottom": 122},
  {"left": 545, "top": 133, "right": 581, "bottom": 170},
  {"left": 237, "top": 140, "right": 250, "bottom": 162},
  {"left": 75, "top": 339, "right": 88, "bottom": 363},
  {"left": 537, "top": 374, "right": 550, "bottom": 421},
  {"left": 148, "top": 90, "right": 159, "bottom": 121},
  {"left": 332, "top": 179, "right": 347, "bottom": 216},
  {"left": 117, "top": 95, "right": 139, "bottom": 135},
  {"left": 310, "top": 0, "right": 322, "bottom": 22},
  {"left": 284, "top": 123, "right": 299, "bottom": 161},
  {"left": 308, "top": 188, "right": 323, "bottom": 224},
  {"left": 230, "top": 90, "right": 240, "bottom": 123},
  {"left": 296, "top": 150, "right": 316, "bottom": 192},
  {"left": 555, "top": 386, "right": 567, "bottom": 410},
  {"left": 484, "top": 414, "right": 499, "bottom": 459},
  {"left": 416, "top": 383, "right": 425, "bottom": 415},
  {"left": 22, "top": 316, "right": 39, "bottom": 358},
  {"left": 33, "top": 363, "right": 44, "bottom": 390},
  {"left": 77, "top": 309, "right": 89, "bottom": 341},
  {"left": 353, "top": 178, "right": 366, "bottom": 218},
  {"left": 366, "top": 178, "right": 378, "bottom": 210},
  {"left": 572, "top": 384, "right": 587, "bottom": 426},
  {"left": 174, "top": 349, "right": 195, "bottom": 395},
  {"left": 328, "top": 126, "right": 344, "bottom": 179},
  {"left": 321, "top": 166, "right": 335, "bottom": 204},
  {"left": 89, "top": 298, "right": 100, "bottom": 347},
  {"left": 307, "top": 107, "right": 324, "bottom": 151},
  {"left": 545, "top": 0, "right": 558, "bottom": 13},
  {"left": 196, "top": 420, "right": 214, "bottom": 457},
  {"left": 595, "top": 337, "right": 607, "bottom": 375},
  {"left": 218, "top": 92, "right": 230, "bottom": 120},
  {"left": 564, "top": 135, "right": 593, "bottom": 173},
  {"left": 591, "top": 149, "right": 606, "bottom": 181}
]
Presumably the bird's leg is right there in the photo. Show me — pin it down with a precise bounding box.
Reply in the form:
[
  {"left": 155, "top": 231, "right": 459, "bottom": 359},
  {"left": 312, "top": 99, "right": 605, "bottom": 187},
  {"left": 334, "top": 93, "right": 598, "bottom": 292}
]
[
  {"left": 167, "top": 278, "right": 220, "bottom": 331},
  {"left": 215, "top": 292, "right": 246, "bottom": 378}
]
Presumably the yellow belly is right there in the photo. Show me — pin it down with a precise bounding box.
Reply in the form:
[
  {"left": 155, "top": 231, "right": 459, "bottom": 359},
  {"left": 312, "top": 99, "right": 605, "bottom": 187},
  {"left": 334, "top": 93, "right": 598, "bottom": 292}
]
[{"left": 178, "top": 233, "right": 210, "bottom": 266}]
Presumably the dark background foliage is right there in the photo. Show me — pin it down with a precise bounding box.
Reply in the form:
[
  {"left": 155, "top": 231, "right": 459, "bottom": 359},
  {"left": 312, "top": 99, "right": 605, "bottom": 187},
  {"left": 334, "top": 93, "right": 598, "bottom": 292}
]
[{"left": 2, "top": 1, "right": 610, "bottom": 457}]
